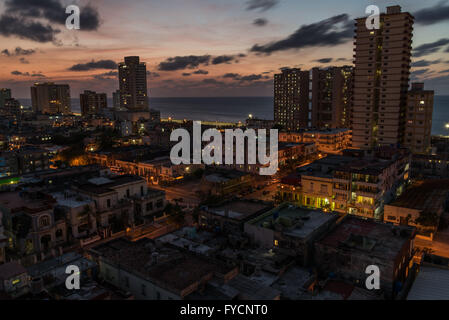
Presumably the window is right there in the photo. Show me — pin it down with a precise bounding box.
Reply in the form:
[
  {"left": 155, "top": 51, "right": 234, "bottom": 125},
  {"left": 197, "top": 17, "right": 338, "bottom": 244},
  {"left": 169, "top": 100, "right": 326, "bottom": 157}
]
[
  {"left": 107, "top": 199, "right": 111, "bottom": 208},
  {"left": 39, "top": 215, "right": 50, "bottom": 228},
  {"left": 141, "top": 284, "right": 146, "bottom": 296}
]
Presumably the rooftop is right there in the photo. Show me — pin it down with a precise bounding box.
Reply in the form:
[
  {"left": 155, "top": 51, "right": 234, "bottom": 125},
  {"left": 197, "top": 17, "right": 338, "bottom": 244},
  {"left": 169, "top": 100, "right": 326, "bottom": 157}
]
[
  {"left": 204, "top": 200, "right": 273, "bottom": 221},
  {"left": 388, "top": 180, "right": 449, "bottom": 211},
  {"left": 0, "top": 191, "right": 55, "bottom": 214},
  {"left": 51, "top": 191, "right": 93, "bottom": 209},
  {"left": 407, "top": 266, "right": 449, "bottom": 300},
  {"left": 90, "top": 238, "right": 235, "bottom": 296},
  {"left": 318, "top": 216, "right": 415, "bottom": 260},
  {"left": 248, "top": 204, "right": 338, "bottom": 239},
  {"left": 76, "top": 174, "right": 144, "bottom": 195}
]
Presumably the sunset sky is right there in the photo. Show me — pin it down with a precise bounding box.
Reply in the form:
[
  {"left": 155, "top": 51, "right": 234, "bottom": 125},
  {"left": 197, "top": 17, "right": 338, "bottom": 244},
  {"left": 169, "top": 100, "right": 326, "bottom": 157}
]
[{"left": 1, "top": 0, "right": 449, "bottom": 98}]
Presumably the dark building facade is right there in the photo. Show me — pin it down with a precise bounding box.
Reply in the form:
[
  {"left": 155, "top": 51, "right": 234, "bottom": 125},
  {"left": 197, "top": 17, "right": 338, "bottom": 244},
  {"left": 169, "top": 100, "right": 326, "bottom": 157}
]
[
  {"left": 80, "top": 90, "right": 107, "bottom": 117},
  {"left": 31, "top": 83, "right": 71, "bottom": 115},
  {"left": 274, "top": 68, "right": 310, "bottom": 131},
  {"left": 118, "top": 56, "right": 149, "bottom": 111}
]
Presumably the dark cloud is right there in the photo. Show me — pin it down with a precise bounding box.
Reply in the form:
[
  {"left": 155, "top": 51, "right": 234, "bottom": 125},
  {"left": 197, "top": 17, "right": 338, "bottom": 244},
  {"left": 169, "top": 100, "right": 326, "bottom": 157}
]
[
  {"left": 11, "top": 70, "right": 45, "bottom": 77},
  {"left": 1, "top": 47, "right": 36, "bottom": 56},
  {"left": 31, "top": 73, "right": 45, "bottom": 77},
  {"left": 253, "top": 18, "right": 268, "bottom": 27},
  {"left": 202, "top": 78, "right": 226, "bottom": 85},
  {"left": 0, "top": 0, "right": 100, "bottom": 43},
  {"left": 193, "top": 69, "right": 209, "bottom": 75},
  {"left": 250, "top": 14, "right": 353, "bottom": 54},
  {"left": 414, "top": 3, "right": 449, "bottom": 25},
  {"left": 411, "top": 59, "right": 442, "bottom": 67},
  {"left": 158, "top": 54, "right": 244, "bottom": 71},
  {"left": 439, "top": 69, "right": 449, "bottom": 73},
  {"left": 212, "top": 55, "right": 236, "bottom": 65},
  {"left": 0, "top": 15, "right": 59, "bottom": 42},
  {"left": 222, "top": 73, "right": 269, "bottom": 81},
  {"left": 413, "top": 38, "right": 449, "bottom": 57},
  {"left": 246, "top": 0, "right": 279, "bottom": 12},
  {"left": 69, "top": 60, "right": 117, "bottom": 71},
  {"left": 158, "top": 55, "right": 211, "bottom": 71},
  {"left": 411, "top": 69, "right": 430, "bottom": 76},
  {"left": 182, "top": 73, "right": 191, "bottom": 77},
  {"left": 314, "top": 58, "right": 333, "bottom": 63},
  {"left": 93, "top": 71, "right": 118, "bottom": 80},
  {"left": 146, "top": 71, "right": 160, "bottom": 78},
  {"left": 11, "top": 70, "right": 27, "bottom": 76},
  {"left": 19, "top": 57, "right": 29, "bottom": 64},
  {"left": 4, "top": 0, "right": 100, "bottom": 30},
  {"left": 336, "top": 57, "right": 350, "bottom": 62}
]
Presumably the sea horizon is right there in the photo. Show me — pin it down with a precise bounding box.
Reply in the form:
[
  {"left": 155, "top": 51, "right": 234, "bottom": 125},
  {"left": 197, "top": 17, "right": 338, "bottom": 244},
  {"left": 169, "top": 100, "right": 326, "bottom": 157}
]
[{"left": 16, "top": 95, "right": 449, "bottom": 136}]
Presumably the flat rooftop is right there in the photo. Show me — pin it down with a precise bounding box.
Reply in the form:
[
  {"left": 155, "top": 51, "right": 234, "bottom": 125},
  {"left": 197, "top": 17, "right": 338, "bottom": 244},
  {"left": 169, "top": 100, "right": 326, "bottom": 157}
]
[
  {"left": 271, "top": 266, "right": 315, "bottom": 300},
  {"left": 90, "top": 238, "right": 234, "bottom": 296},
  {"left": 388, "top": 180, "right": 449, "bottom": 211},
  {"left": 51, "top": 191, "right": 93, "bottom": 209},
  {"left": 248, "top": 205, "right": 338, "bottom": 239},
  {"left": 205, "top": 200, "right": 272, "bottom": 221},
  {"left": 77, "top": 175, "right": 144, "bottom": 195},
  {"left": 0, "top": 191, "right": 54, "bottom": 214},
  {"left": 318, "top": 216, "right": 415, "bottom": 260},
  {"left": 407, "top": 266, "right": 449, "bottom": 300}
]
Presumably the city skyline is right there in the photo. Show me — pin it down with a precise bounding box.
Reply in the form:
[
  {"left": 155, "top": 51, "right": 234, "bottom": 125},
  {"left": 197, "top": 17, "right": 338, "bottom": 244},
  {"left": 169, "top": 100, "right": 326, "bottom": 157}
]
[{"left": 1, "top": 0, "right": 449, "bottom": 98}]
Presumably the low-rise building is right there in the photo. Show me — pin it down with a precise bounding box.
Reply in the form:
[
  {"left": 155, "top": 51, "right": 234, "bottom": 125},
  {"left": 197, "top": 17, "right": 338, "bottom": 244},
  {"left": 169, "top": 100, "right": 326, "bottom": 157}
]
[
  {"left": 199, "top": 200, "right": 273, "bottom": 233},
  {"left": 315, "top": 216, "right": 416, "bottom": 299},
  {"left": 0, "top": 191, "right": 67, "bottom": 261},
  {"left": 74, "top": 175, "right": 166, "bottom": 231},
  {"left": 88, "top": 238, "right": 238, "bottom": 300},
  {"left": 384, "top": 180, "right": 449, "bottom": 240},
  {"left": 200, "top": 169, "right": 254, "bottom": 197},
  {"left": 279, "top": 129, "right": 351, "bottom": 155},
  {"left": 244, "top": 204, "right": 339, "bottom": 266}
]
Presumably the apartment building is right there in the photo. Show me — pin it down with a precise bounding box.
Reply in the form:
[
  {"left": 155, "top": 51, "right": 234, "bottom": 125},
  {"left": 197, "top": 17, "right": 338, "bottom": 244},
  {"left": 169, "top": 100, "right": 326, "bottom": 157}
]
[
  {"left": 118, "top": 56, "right": 149, "bottom": 111},
  {"left": 404, "top": 83, "right": 434, "bottom": 154},
  {"left": 31, "top": 82, "right": 71, "bottom": 115},
  {"left": 311, "top": 66, "right": 353, "bottom": 129},
  {"left": 274, "top": 68, "right": 310, "bottom": 131},
  {"left": 279, "top": 147, "right": 411, "bottom": 220},
  {"left": 80, "top": 90, "right": 108, "bottom": 117},
  {"left": 279, "top": 129, "right": 351, "bottom": 155},
  {"left": 352, "top": 6, "right": 414, "bottom": 148}
]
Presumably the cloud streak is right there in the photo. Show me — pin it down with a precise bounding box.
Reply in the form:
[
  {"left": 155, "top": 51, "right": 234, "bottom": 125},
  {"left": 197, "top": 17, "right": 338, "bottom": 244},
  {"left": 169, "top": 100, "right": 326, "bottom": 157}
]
[
  {"left": 413, "top": 38, "right": 449, "bottom": 57},
  {"left": 245, "top": 0, "right": 279, "bottom": 12},
  {"left": 69, "top": 60, "right": 117, "bottom": 71},
  {"left": 250, "top": 14, "right": 353, "bottom": 54}
]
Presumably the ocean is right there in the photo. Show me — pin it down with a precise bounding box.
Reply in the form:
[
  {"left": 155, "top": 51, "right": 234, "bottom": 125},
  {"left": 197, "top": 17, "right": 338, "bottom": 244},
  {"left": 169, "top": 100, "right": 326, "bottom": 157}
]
[{"left": 18, "top": 96, "right": 449, "bottom": 136}]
